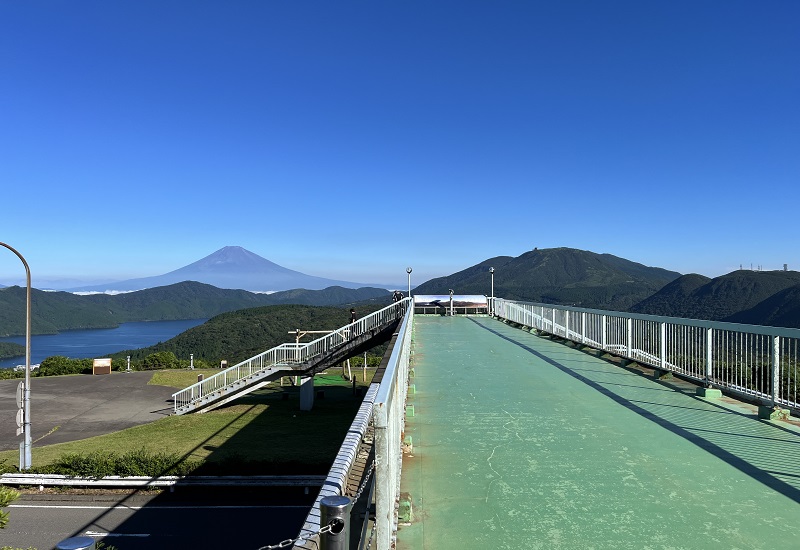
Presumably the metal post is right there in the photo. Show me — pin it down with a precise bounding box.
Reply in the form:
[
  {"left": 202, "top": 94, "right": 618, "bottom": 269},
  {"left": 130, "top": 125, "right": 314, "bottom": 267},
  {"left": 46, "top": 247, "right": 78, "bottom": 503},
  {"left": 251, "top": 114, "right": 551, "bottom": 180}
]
[
  {"left": 581, "top": 311, "right": 586, "bottom": 344},
  {"left": 706, "top": 327, "right": 714, "bottom": 386},
  {"left": 489, "top": 267, "right": 494, "bottom": 315},
  {"left": 320, "top": 495, "right": 351, "bottom": 550},
  {"left": 406, "top": 267, "right": 412, "bottom": 297},
  {"left": 190, "top": 353, "right": 194, "bottom": 370},
  {"left": 55, "top": 536, "right": 96, "bottom": 550},
  {"left": 126, "top": 355, "right": 131, "bottom": 373},
  {"left": 601, "top": 314, "right": 607, "bottom": 351},
  {"left": 1, "top": 242, "right": 32, "bottom": 471},
  {"left": 627, "top": 318, "right": 633, "bottom": 359},
  {"left": 660, "top": 322, "right": 666, "bottom": 371},
  {"left": 772, "top": 335, "right": 780, "bottom": 406}
]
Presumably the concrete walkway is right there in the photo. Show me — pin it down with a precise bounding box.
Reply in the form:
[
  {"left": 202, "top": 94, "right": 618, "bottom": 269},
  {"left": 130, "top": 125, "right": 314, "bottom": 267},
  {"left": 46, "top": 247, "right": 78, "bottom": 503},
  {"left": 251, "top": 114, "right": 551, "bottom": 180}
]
[
  {"left": 0, "top": 371, "right": 174, "bottom": 453},
  {"left": 399, "top": 316, "right": 800, "bottom": 550}
]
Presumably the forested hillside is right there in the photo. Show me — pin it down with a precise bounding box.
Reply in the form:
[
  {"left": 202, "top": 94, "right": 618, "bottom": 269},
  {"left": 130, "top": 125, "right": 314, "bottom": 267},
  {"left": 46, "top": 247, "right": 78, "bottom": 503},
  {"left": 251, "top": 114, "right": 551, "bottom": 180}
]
[
  {"left": 110, "top": 303, "right": 388, "bottom": 366},
  {"left": 631, "top": 270, "right": 800, "bottom": 324},
  {"left": 0, "top": 282, "right": 391, "bottom": 337},
  {"left": 414, "top": 248, "right": 680, "bottom": 310}
]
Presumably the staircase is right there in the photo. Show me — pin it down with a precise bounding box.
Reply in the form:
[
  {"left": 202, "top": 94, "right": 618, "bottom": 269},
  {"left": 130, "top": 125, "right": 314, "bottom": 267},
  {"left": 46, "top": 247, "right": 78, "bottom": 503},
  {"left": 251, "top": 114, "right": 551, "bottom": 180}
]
[{"left": 172, "top": 299, "right": 409, "bottom": 415}]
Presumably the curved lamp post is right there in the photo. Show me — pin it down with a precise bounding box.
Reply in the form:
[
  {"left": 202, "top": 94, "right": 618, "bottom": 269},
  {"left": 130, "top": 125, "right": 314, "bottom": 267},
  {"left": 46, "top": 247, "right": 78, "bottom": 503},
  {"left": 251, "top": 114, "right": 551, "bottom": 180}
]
[
  {"left": 489, "top": 267, "right": 495, "bottom": 315},
  {"left": 0, "top": 242, "right": 32, "bottom": 470},
  {"left": 406, "top": 267, "right": 412, "bottom": 297}
]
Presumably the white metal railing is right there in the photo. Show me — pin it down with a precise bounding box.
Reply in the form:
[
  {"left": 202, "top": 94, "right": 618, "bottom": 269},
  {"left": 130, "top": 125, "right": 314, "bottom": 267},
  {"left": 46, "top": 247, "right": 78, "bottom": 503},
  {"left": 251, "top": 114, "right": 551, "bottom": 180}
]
[
  {"left": 291, "top": 300, "right": 414, "bottom": 550},
  {"left": 373, "top": 298, "right": 414, "bottom": 550},
  {"left": 490, "top": 298, "right": 800, "bottom": 410},
  {"left": 172, "top": 298, "right": 411, "bottom": 413}
]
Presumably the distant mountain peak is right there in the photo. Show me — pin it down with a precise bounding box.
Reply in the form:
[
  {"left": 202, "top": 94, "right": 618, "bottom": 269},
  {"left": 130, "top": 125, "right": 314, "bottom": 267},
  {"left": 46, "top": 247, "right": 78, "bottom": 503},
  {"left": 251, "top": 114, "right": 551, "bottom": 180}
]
[
  {"left": 172, "top": 246, "right": 285, "bottom": 274},
  {"left": 68, "top": 246, "right": 376, "bottom": 293}
]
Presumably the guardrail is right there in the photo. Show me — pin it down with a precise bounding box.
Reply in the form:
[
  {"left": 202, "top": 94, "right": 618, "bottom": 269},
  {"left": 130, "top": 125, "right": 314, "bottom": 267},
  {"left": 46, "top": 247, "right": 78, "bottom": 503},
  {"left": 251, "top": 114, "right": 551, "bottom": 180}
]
[
  {"left": 288, "top": 299, "right": 414, "bottom": 550},
  {"left": 491, "top": 298, "right": 800, "bottom": 411},
  {"left": 373, "top": 298, "right": 413, "bottom": 550},
  {"left": 172, "top": 299, "right": 410, "bottom": 413},
  {"left": 0, "top": 474, "right": 326, "bottom": 488}
]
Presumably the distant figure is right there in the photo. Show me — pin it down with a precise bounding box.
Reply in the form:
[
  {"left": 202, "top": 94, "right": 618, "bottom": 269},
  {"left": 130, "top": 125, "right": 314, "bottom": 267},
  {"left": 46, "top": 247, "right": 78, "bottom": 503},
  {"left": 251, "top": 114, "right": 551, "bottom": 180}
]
[
  {"left": 350, "top": 308, "right": 357, "bottom": 339},
  {"left": 392, "top": 290, "right": 404, "bottom": 302}
]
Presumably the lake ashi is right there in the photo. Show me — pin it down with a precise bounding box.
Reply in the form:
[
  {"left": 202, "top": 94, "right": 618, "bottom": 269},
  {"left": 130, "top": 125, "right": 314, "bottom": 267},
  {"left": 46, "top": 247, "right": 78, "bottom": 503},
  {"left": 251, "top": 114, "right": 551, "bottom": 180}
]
[{"left": 0, "top": 318, "right": 207, "bottom": 369}]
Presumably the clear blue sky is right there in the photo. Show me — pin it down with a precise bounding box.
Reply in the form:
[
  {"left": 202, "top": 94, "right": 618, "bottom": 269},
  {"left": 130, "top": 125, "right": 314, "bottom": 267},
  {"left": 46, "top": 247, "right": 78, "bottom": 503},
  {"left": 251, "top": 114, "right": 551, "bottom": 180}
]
[{"left": 1, "top": 1, "right": 798, "bottom": 287}]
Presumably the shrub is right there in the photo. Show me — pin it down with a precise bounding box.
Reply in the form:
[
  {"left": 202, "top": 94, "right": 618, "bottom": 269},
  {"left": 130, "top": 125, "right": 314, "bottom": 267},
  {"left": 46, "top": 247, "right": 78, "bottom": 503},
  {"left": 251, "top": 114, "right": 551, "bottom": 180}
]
[
  {"left": 141, "top": 351, "right": 180, "bottom": 370},
  {"left": 37, "top": 448, "right": 198, "bottom": 478},
  {"left": 0, "top": 486, "right": 20, "bottom": 529},
  {"left": 37, "top": 356, "right": 92, "bottom": 376}
]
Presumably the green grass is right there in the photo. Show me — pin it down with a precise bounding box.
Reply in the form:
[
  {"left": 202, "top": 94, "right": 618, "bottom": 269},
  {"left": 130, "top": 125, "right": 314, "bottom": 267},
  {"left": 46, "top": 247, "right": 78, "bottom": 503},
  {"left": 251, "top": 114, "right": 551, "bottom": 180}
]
[
  {"left": 147, "top": 368, "right": 220, "bottom": 388},
  {"left": 0, "top": 369, "right": 376, "bottom": 474}
]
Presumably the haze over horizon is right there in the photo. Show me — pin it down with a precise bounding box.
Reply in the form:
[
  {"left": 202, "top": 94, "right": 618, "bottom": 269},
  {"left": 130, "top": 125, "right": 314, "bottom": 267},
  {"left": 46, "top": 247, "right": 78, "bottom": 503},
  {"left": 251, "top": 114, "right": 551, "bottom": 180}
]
[{"left": 2, "top": 2, "right": 798, "bottom": 284}]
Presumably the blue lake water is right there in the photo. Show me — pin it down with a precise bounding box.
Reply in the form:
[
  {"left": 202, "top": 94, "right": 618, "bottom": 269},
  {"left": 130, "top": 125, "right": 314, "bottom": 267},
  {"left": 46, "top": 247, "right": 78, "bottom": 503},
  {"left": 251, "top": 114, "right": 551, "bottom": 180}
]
[{"left": 0, "top": 318, "right": 207, "bottom": 368}]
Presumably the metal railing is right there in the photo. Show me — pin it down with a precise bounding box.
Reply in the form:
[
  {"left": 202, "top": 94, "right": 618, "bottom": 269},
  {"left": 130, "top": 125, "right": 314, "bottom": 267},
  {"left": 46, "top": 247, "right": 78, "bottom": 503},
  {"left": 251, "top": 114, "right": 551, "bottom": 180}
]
[
  {"left": 372, "top": 298, "right": 413, "bottom": 550},
  {"left": 288, "top": 298, "right": 414, "bottom": 550},
  {"left": 491, "top": 298, "right": 800, "bottom": 410},
  {"left": 172, "top": 299, "right": 410, "bottom": 413}
]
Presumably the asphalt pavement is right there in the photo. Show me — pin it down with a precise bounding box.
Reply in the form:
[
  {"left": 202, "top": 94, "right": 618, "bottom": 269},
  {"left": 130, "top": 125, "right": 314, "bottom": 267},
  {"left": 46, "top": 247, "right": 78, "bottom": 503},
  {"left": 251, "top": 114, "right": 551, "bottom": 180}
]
[{"left": 0, "top": 371, "right": 175, "bottom": 453}]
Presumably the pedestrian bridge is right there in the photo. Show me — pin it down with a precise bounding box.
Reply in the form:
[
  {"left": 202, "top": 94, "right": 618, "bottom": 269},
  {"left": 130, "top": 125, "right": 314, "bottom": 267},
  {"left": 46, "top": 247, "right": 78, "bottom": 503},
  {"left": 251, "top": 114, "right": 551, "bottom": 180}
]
[{"left": 281, "top": 297, "right": 800, "bottom": 550}]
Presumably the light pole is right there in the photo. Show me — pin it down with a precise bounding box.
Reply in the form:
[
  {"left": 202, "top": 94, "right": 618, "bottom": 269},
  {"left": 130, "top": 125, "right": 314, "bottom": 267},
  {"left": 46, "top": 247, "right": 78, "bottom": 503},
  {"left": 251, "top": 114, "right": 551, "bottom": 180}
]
[
  {"left": 489, "top": 267, "right": 495, "bottom": 315},
  {"left": 406, "top": 267, "right": 412, "bottom": 297},
  {"left": 1, "top": 242, "right": 32, "bottom": 470}
]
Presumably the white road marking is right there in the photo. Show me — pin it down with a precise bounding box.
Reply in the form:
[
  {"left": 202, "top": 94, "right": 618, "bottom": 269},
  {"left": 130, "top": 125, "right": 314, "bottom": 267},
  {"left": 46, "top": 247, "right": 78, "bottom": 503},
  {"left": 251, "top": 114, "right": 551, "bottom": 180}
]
[
  {"left": 85, "top": 531, "right": 150, "bottom": 538},
  {"left": 10, "top": 504, "right": 309, "bottom": 510}
]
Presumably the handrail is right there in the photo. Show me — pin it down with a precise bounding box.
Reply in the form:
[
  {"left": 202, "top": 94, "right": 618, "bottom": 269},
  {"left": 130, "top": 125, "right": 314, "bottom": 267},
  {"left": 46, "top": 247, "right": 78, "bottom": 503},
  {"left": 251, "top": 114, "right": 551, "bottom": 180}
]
[
  {"left": 490, "top": 297, "right": 800, "bottom": 411},
  {"left": 172, "top": 298, "right": 410, "bottom": 413},
  {"left": 293, "top": 298, "right": 414, "bottom": 550}
]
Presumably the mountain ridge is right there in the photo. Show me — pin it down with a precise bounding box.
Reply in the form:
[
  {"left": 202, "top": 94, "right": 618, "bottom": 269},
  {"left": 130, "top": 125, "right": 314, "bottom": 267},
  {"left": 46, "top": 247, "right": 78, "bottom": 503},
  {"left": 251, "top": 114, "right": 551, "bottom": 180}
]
[
  {"left": 414, "top": 247, "right": 681, "bottom": 311},
  {"left": 68, "top": 246, "right": 389, "bottom": 292}
]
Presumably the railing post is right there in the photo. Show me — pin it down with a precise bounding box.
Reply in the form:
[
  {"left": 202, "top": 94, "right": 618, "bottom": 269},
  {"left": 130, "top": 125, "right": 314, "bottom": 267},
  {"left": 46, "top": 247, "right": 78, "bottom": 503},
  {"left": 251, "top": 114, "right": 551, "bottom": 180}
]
[
  {"left": 626, "top": 318, "right": 633, "bottom": 358},
  {"left": 581, "top": 312, "right": 586, "bottom": 344},
  {"left": 705, "top": 327, "right": 713, "bottom": 386},
  {"left": 660, "top": 322, "right": 666, "bottom": 370},
  {"left": 772, "top": 335, "right": 780, "bottom": 406},
  {"left": 564, "top": 310, "right": 570, "bottom": 340},
  {"left": 601, "top": 314, "right": 607, "bottom": 351},
  {"left": 320, "top": 495, "right": 352, "bottom": 550}
]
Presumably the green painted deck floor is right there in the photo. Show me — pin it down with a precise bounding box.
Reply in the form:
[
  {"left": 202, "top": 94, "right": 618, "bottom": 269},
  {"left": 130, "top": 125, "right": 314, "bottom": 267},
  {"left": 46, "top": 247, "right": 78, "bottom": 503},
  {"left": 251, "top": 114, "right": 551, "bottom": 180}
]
[{"left": 398, "top": 316, "right": 800, "bottom": 550}]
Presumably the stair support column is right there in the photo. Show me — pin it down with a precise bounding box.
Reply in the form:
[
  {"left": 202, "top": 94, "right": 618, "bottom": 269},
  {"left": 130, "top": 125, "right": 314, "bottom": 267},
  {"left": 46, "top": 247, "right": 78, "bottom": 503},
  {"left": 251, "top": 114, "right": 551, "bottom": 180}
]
[{"left": 300, "top": 375, "right": 315, "bottom": 411}]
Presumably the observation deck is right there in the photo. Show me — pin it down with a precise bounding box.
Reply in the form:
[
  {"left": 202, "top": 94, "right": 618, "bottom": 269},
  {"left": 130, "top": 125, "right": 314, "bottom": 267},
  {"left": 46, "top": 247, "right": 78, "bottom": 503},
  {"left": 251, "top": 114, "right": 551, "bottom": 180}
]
[{"left": 397, "top": 315, "right": 800, "bottom": 549}]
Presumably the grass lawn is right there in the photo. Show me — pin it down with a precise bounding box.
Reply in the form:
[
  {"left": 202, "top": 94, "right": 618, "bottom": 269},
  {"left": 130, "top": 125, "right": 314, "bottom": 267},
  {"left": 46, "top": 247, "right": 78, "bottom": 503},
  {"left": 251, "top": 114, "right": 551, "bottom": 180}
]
[{"left": 0, "top": 369, "right": 376, "bottom": 475}]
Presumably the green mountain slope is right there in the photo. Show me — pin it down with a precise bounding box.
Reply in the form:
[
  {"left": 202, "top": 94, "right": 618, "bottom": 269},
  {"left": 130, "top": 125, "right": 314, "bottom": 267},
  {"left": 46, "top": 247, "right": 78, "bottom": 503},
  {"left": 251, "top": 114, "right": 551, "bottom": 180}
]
[
  {"left": 631, "top": 270, "right": 800, "bottom": 322},
  {"left": 628, "top": 274, "right": 712, "bottom": 318},
  {"left": 725, "top": 284, "right": 800, "bottom": 328},
  {"left": 413, "top": 248, "right": 680, "bottom": 310},
  {"left": 0, "top": 282, "right": 390, "bottom": 337}
]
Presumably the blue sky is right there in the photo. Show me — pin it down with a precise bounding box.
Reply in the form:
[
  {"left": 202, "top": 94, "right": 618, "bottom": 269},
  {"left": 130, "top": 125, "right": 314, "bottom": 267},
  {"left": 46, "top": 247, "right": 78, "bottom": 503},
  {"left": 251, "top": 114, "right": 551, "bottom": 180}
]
[{"left": 1, "top": 1, "right": 798, "bottom": 287}]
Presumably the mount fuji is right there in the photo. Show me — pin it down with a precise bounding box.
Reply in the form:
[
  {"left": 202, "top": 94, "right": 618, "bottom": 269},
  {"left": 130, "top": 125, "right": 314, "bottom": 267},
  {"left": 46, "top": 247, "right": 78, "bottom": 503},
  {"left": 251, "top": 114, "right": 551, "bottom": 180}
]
[{"left": 69, "top": 246, "right": 379, "bottom": 293}]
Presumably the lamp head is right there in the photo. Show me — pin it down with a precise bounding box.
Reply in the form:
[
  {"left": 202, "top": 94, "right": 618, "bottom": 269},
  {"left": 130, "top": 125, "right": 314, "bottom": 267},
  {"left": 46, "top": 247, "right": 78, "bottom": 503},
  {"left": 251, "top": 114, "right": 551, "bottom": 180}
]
[{"left": 406, "top": 267, "right": 412, "bottom": 274}]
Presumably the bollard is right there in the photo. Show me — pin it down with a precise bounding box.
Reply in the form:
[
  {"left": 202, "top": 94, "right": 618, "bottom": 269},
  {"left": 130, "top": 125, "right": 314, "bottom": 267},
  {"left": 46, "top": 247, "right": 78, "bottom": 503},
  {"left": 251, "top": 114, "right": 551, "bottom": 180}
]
[
  {"left": 320, "top": 495, "right": 352, "bottom": 550},
  {"left": 55, "top": 537, "right": 96, "bottom": 550}
]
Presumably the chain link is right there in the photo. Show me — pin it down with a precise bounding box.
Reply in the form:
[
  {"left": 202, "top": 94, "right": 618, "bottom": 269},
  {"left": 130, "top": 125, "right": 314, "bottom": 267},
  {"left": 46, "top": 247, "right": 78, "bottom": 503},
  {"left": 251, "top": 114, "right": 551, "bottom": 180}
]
[
  {"left": 258, "top": 520, "right": 335, "bottom": 550},
  {"left": 365, "top": 520, "right": 377, "bottom": 550},
  {"left": 352, "top": 459, "right": 375, "bottom": 501}
]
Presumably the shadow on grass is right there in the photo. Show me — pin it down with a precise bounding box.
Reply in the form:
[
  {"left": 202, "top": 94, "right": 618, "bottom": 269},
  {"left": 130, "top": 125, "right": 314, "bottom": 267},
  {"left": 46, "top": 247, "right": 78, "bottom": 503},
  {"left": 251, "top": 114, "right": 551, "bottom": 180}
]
[{"left": 56, "top": 374, "right": 371, "bottom": 549}]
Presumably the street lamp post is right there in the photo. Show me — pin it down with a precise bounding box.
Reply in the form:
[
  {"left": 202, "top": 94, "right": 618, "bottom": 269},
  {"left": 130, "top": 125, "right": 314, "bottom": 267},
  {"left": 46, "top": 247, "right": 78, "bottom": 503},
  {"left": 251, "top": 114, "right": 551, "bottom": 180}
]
[
  {"left": 406, "top": 267, "right": 412, "bottom": 297},
  {"left": 489, "top": 267, "right": 495, "bottom": 315},
  {"left": 1, "top": 242, "right": 32, "bottom": 470}
]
